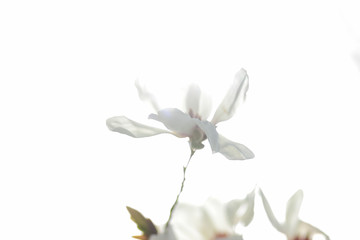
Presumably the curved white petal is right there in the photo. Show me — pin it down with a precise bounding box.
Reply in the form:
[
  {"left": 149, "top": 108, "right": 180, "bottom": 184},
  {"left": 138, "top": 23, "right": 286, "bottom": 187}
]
[
  {"left": 226, "top": 189, "right": 255, "bottom": 227},
  {"left": 149, "top": 108, "right": 197, "bottom": 137},
  {"left": 135, "top": 80, "right": 160, "bottom": 112},
  {"left": 106, "top": 116, "right": 171, "bottom": 138},
  {"left": 217, "top": 135, "right": 254, "bottom": 160},
  {"left": 211, "top": 68, "right": 249, "bottom": 125},
  {"left": 185, "top": 84, "right": 201, "bottom": 116},
  {"left": 258, "top": 188, "right": 285, "bottom": 233},
  {"left": 285, "top": 189, "right": 303, "bottom": 236},
  {"left": 193, "top": 119, "right": 219, "bottom": 152}
]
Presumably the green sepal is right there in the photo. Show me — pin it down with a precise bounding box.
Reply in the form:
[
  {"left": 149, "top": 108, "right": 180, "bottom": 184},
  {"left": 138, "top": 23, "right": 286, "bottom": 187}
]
[{"left": 126, "top": 206, "right": 158, "bottom": 238}]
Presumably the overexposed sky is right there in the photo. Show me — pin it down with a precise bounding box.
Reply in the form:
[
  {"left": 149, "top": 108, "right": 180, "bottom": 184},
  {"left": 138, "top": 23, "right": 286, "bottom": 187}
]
[{"left": 1, "top": 1, "right": 360, "bottom": 239}]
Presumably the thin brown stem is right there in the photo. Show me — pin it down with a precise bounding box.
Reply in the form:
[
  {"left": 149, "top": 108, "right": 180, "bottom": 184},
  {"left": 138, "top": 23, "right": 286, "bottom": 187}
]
[{"left": 165, "top": 149, "right": 195, "bottom": 229}]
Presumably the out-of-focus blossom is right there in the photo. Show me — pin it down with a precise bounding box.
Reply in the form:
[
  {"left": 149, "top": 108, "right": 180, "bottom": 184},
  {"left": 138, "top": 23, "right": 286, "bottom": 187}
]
[
  {"left": 149, "top": 226, "right": 177, "bottom": 240},
  {"left": 127, "top": 206, "right": 177, "bottom": 240},
  {"left": 259, "top": 189, "right": 330, "bottom": 240},
  {"left": 171, "top": 190, "right": 255, "bottom": 240},
  {"left": 107, "top": 69, "right": 254, "bottom": 160}
]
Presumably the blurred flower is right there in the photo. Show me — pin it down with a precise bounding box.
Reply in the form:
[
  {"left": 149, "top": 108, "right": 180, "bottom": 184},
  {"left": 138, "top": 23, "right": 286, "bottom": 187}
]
[
  {"left": 171, "top": 190, "right": 255, "bottom": 240},
  {"left": 259, "top": 189, "right": 330, "bottom": 240},
  {"left": 126, "top": 206, "right": 177, "bottom": 240},
  {"left": 149, "top": 226, "right": 177, "bottom": 240},
  {"left": 107, "top": 69, "right": 254, "bottom": 160}
]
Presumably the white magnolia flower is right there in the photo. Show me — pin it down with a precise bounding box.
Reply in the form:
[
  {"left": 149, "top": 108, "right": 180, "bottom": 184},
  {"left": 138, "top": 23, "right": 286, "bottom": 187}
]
[
  {"left": 171, "top": 190, "right": 255, "bottom": 240},
  {"left": 259, "top": 188, "right": 330, "bottom": 240},
  {"left": 107, "top": 69, "right": 254, "bottom": 160}
]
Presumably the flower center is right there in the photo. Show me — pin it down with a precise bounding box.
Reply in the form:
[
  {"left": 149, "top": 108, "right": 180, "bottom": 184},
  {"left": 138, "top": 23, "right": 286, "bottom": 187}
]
[
  {"left": 214, "top": 233, "right": 229, "bottom": 240},
  {"left": 292, "top": 237, "right": 310, "bottom": 240},
  {"left": 189, "top": 126, "right": 206, "bottom": 150},
  {"left": 188, "top": 109, "right": 202, "bottom": 120}
]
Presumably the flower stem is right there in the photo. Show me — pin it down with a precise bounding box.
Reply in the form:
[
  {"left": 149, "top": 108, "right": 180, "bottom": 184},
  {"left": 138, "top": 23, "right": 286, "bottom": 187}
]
[{"left": 165, "top": 149, "right": 195, "bottom": 229}]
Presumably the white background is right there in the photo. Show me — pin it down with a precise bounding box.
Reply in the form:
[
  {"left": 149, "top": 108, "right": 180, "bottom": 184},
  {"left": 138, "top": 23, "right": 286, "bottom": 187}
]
[{"left": 1, "top": 1, "right": 360, "bottom": 239}]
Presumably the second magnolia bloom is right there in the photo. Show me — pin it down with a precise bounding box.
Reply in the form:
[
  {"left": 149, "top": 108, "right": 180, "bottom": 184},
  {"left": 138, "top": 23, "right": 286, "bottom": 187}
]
[
  {"left": 259, "top": 189, "right": 330, "bottom": 240},
  {"left": 148, "top": 190, "right": 255, "bottom": 240},
  {"left": 107, "top": 68, "right": 254, "bottom": 160}
]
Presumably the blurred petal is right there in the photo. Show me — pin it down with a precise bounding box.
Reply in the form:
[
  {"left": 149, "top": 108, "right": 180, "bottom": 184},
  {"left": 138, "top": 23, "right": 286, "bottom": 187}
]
[
  {"left": 211, "top": 69, "right": 249, "bottom": 125},
  {"left": 149, "top": 226, "right": 177, "bottom": 240},
  {"left": 203, "top": 198, "right": 233, "bottom": 235},
  {"left": 185, "top": 84, "right": 201, "bottom": 116},
  {"left": 149, "top": 108, "right": 197, "bottom": 137},
  {"left": 106, "top": 116, "right": 171, "bottom": 137},
  {"left": 198, "top": 91, "right": 212, "bottom": 120},
  {"left": 193, "top": 119, "right": 219, "bottom": 152},
  {"left": 185, "top": 84, "right": 212, "bottom": 120},
  {"left": 217, "top": 135, "right": 254, "bottom": 160},
  {"left": 172, "top": 203, "right": 211, "bottom": 240},
  {"left": 135, "top": 80, "right": 160, "bottom": 112},
  {"left": 226, "top": 189, "right": 255, "bottom": 227},
  {"left": 218, "top": 235, "right": 243, "bottom": 240},
  {"left": 297, "top": 221, "right": 330, "bottom": 240},
  {"left": 352, "top": 49, "right": 360, "bottom": 72},
  {"left": 258, "top": 188, "right": 285, "bottom": 233},
  {"left": 285, "top": 190, "right": 303, "bottom": 236}
]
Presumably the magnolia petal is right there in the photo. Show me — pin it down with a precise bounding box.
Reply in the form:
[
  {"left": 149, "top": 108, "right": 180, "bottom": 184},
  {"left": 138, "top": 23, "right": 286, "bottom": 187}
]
[
  {"left": 185, "top": 84, "right": 212, "bottom": 120},
  {"left": 172, "top": 203, "right": 212, "bottom": 240},
  {"left": 258, "top": 188, "right": 285, "bottom": 233},
  {"left": 106, "top": 116, "right": 171, "bottom": 138},
  {"left": 135, "top": 80, "right": 160, "bottom": 112},
  {"left": 211, "top": 68, "right": 249, "bottom": 125},
  {"left": 217, "top": 135, "right": 254, "bottom": 160},
  {"left": 149, "top": 225, "right": 177, "bottom": 240},
  {"left": 149, "top": 108, "right": 197, "bottom": 137},
  {"left": 217, "top": 235, "right": 243, "bottom": 240},
  {"left": 193, "top": 119, "right": 219, "bottom": 152},
  {"left": 226, "top": 189, "right": 255, "bottom": 227},
  {"left": 198, "top": 92, "right": 212, "bottom": 120},
  {"left": 285, "top": 190, "right": 303, "bottom": 236},
  {"left": 185, "top": 84, "right": 201, "bottom": 117},
  {"left": 203, "top": 198, "right": 233, "bottom": 235},
  {"left": 296, "top": 220, "right": 330, "bottom": 240}
]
